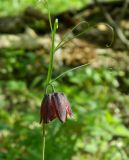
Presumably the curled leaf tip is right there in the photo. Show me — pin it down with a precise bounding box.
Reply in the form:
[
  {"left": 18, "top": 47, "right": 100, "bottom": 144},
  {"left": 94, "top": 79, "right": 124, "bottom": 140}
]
[{"left": 95, "top": 22, "right": 114, "bottom": 47}]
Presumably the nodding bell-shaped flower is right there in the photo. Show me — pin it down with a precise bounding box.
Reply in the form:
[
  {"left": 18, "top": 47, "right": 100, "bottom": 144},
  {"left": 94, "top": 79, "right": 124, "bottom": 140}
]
[{"left": 40, "top": 92, "right": 72, "bottom": 123}]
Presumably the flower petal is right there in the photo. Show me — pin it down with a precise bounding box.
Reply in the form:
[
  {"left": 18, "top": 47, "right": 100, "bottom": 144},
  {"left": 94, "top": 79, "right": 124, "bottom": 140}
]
[
  {"left": 62, "top": 93, "right": 72, "bottom": 116},
  {"left": 40, "top": 94, "right": 57, "bottom": 123},
  {"left": 40, "top": 94, "right": 49, "bottom": 123},
  {"left": 52, "top": 93, "right": 67, "bottom": 122},
  {"left": 48, "top": 94, "right": 57, "bottom": 121}
]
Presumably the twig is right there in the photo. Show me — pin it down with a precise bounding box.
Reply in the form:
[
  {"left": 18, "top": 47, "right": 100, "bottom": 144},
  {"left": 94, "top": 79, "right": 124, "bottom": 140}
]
[
  {"left": 93, "top": 0, "right": 129, "bottom": 50},
  {"left": 118, "top": 0, "right": 129, "bottom": 21}
]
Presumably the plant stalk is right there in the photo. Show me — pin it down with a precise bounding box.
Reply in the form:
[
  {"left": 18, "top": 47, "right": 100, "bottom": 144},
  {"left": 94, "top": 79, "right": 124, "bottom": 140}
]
[
  {"left": 42, "top": 123, "right": 46, "bottom": 160},
  {"left": 42, "top": 19, "right": 57, "bottom": 160},
  {"left": 46, "top": 30, "right": 56, "bottom": 85}
]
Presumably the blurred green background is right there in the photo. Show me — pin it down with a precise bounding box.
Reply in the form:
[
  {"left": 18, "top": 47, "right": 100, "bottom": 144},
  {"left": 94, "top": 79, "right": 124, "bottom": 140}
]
[{"left": 0, "top": 0, "right": 129, "bottom": 160}]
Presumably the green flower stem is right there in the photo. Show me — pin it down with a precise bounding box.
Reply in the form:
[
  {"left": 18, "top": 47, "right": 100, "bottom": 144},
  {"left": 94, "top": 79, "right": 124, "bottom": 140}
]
[
  {"left": 42, "top": 123, "right": 46, "bottom": 160},
  {"left": 44, "top": 0, "right": 52, "bottom": 32},
  {"left": 46, "top": 30, "right": 56, "bottom": 85},
  {"left": 42, "top": 30, "right": 56, "bottom": 160},
  {"left": 42, "top": 17, "right": 58, "bottom": 160}
]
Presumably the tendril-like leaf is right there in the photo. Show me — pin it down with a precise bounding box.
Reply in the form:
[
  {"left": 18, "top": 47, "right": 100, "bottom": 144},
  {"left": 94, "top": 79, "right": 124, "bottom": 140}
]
[
  {"left": 55, "top": 21, "right": 114, "bottom": 52},
  {"left": 52, "top": 22, "right": 114, "bottom": 82},
  {"left": 54, "top": 21, "right": 89, "bottom": 51},
  {"left": 51, "top": 60, "right": 95, "bottom": 83}
]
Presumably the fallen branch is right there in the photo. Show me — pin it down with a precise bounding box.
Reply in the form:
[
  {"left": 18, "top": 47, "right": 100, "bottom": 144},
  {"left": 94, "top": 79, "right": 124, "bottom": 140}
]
[
  {"left": 93, "top": 0, "right": 129, "bottom": 50},
  {"left": 0, "top": 28, "right": 51, "bottom": 50}
]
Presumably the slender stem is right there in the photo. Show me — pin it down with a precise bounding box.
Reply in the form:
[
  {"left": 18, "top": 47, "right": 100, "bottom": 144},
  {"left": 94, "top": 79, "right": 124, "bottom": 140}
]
[
  {"left": 42, "top": 16, "right": 57, "bottom": 160},
  {"left": 46, "top": 31, "right": 55, "bottom": 85},
  {"left": 46, "top": 19, "right": 58, "bottom": 86},
  {"left": 44, "top": 0, "right": 53, "bottom": 31},
  {"left": 42, "top": 30, "right": 55, "bottom": 159},
  {"left": 42, "top": 123, "right": 46, "bottom": 160}
]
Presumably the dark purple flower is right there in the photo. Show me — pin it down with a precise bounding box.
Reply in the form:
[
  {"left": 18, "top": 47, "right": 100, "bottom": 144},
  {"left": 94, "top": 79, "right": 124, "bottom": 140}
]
[{"left": 40, "top": 92, "right": 72, "bottom": 123}]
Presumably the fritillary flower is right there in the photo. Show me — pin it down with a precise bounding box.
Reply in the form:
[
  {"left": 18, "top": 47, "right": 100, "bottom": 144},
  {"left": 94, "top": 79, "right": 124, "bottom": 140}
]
[{"left": 40, "top": 92, "right": 72, "bottom": 123}]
